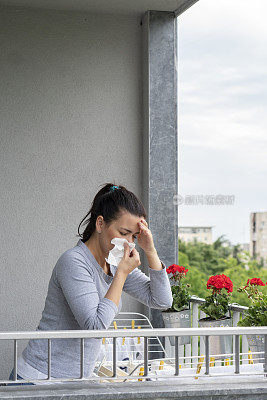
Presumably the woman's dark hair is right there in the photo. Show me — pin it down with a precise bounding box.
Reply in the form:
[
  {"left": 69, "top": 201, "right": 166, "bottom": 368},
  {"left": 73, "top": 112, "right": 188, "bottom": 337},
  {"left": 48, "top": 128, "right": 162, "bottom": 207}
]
[{"left": 77, "top": 183, "right": 147, "bottom": 242}]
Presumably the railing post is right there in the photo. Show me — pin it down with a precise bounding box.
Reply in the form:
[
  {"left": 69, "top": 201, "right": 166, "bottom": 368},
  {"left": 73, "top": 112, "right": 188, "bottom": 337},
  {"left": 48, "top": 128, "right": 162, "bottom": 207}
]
[
  {"left": 235, "top": 335, "right": 240, "bottom": 374},
  {"left": 80, "top": 338, "right": 84, "bottom": 379},
  {"left": 13, "top": 339, "right": 17, "bottom": 381},
  {"left": 205, "top": 336, "right": 210, "bottom": 375},
  {"left": 233, "top": 310, "right": 240, "bottom": 365},
  {"left": 47, "top": 338, "right": 51, "bottom": 380},
  {"left": 113, "top": 337, "right": 117, "bottom": 377},
  {"left": 232, "top": 311, "right": 239, "bottom": 366},
  {"left": 174, "top": 336, "right": 179, "bottom": 376},
  {"left": 144, "top": 336, "right": 148, "bottom": 376}
]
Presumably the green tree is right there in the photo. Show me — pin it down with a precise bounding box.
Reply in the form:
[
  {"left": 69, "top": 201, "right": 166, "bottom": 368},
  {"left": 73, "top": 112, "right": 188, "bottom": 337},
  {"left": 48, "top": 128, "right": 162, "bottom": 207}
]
[
  {"left": 177, "top": 236, "right": 266, "bottom": 307},
  {"left": 184, "top": 264, "right": 208, "bottom": 299}
]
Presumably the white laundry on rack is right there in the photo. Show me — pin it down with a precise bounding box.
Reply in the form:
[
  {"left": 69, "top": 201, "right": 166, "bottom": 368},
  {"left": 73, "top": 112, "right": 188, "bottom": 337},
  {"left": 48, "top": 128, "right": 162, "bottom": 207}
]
[
  {"left": 99, "top": 337, "right": 134, "bottom": 362},
  {"left": 127, "top": 336, "right": 144, "bottom": 361},
  {"left": 96, "top": 335, "right": 144, "bottom": 369}
]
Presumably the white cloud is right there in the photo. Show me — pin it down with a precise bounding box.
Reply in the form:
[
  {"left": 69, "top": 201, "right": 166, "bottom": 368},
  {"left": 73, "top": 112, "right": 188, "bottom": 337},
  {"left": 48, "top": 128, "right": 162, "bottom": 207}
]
[
  {"left": 179, "top": 0, "right": 267, "bottom": 41},
  {"left": 177, "top": 0, "right": 267, "bottom": 244}
]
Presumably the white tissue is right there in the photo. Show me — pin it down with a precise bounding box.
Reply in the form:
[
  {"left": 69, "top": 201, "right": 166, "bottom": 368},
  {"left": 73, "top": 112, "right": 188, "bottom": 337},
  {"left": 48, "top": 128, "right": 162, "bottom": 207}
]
[{"left": 105, "top": 238, "right": 135, "bottom": 267}]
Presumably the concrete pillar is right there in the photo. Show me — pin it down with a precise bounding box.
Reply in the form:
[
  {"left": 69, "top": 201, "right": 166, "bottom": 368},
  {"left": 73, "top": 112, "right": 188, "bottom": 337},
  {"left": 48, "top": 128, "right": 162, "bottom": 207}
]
[{"left": 141, "top": 11, "right": 178, "bottom": 354}]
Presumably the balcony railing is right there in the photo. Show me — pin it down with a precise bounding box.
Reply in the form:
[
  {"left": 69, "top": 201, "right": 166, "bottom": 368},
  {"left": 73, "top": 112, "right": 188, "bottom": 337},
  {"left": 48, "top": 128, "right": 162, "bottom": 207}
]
[
  {"left": 0, "top": 327, "right": 266, "bottom": 385},
  {"left": 167, "top": 295, "right": 251, "bottom": 367},
  {"left": 0, "top": 304, "right": 266, "bottom": 386}
]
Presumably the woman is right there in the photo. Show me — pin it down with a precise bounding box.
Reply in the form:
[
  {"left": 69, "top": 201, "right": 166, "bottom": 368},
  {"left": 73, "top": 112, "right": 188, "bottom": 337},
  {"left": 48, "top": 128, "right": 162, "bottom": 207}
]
[{"left": 8, "top": 183, "right": 173, "bottom": 384}]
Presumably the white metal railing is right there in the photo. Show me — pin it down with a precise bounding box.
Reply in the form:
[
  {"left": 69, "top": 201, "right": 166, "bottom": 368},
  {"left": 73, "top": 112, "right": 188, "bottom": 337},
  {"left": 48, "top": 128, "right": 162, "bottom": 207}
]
[
  {"left": 0, "top": 325, "right": 266, "bottom": 386},
  {"left": 172, "top": 296, "right": 251, "bottom": 368}
]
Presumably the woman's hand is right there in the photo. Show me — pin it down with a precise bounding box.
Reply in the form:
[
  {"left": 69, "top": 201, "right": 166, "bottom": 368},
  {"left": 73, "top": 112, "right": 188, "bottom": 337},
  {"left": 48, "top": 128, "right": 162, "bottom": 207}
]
[
  {"left": 117, "top": 242, "right": 141, "bottom": 276},
  {"left": 136, "top": 219, "right": 156, "bottom": 254}
]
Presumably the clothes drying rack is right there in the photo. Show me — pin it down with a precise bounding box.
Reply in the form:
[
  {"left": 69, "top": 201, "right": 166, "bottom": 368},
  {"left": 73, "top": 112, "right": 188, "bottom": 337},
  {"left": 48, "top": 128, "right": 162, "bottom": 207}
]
[
  {"left": 94, "top": 311, "right": 170, "bottom": 381},
  {"left": 93, "top": 312, "right": 265, "bottom": 382}
]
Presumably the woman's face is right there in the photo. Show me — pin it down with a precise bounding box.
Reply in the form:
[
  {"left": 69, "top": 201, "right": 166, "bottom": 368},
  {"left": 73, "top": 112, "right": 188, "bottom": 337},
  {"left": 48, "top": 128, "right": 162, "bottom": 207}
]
[{"left": 97, "top": 210, "right": 144, "bottom": 256}]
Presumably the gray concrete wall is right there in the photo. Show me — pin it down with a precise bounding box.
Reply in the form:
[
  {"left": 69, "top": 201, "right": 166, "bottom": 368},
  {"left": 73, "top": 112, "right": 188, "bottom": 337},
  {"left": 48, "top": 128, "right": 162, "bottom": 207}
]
[{"left": 0, "top": 5, "right": 144, "bottom": 378}]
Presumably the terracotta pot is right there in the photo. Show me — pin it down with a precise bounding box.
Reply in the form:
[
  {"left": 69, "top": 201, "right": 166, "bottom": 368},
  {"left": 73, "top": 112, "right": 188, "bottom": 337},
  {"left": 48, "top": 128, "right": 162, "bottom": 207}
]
[
  {"left": 246, "top": 334, "right": 265, "bottom": 364},
  {"left": 198, "top": 316, "right": 233, "bottom": 360},
  {"left": 162, "top": 308, "right": 191, "bottom": 346}
]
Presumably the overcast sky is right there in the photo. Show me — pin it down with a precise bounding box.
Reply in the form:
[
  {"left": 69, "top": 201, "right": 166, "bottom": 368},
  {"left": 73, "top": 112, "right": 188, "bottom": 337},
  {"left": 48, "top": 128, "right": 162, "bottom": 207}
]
[{"left": 177, "top": 0, "right": 267, "bottom": 245}]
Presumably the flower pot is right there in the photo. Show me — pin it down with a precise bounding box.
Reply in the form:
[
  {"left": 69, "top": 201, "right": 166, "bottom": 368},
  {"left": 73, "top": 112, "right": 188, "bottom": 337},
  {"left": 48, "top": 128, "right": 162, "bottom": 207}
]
[
  {"left": 246, "top": 334, "right": 264, "bottom": 364},
  {"left": 198, "top": 316, "right": 233, "bottom": 360},
  {"left": 162, "top": 308, "right": 191, "bottom": 346}
]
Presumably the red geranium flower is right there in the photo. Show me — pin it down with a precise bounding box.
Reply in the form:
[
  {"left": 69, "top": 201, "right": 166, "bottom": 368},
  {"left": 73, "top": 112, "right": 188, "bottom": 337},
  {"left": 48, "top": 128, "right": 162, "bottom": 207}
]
[
  {"left": 244, "top": 278, "right": 265, "bottom": 287},
  {"left": 206, "top": 274, "right": 233, "bottom": 293},
  {"left": 167, "top": 264, "right": 188, "bottom": 276}
]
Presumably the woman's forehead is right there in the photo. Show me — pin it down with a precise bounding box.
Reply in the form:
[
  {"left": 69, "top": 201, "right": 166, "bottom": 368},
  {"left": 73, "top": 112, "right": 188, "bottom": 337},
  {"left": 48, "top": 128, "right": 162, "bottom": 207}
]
[{"left": 116, "top": 212, "right": 142, "bottom": 225}]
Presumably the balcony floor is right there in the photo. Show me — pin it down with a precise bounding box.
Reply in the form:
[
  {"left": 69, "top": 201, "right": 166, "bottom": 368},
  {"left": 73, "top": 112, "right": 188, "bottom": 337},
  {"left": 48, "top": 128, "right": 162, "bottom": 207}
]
[{"left": 1, "top": 373, "right": 267, "bottom": 400}]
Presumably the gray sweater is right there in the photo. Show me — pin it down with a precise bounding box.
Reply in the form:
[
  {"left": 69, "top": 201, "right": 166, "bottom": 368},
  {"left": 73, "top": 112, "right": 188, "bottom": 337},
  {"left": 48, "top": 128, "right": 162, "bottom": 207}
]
[{"left": 22, "top": 239, "right": 173, "bottom": 378}]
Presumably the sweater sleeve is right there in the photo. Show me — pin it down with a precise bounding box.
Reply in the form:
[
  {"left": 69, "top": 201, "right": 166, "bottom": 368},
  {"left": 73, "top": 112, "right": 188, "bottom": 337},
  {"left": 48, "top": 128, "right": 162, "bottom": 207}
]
[
  {"left": 56, "top": 253, "right": 118, "bottom": 330},
  {"left": 122, "top": 261, "right": 173, "bottom": 310}
]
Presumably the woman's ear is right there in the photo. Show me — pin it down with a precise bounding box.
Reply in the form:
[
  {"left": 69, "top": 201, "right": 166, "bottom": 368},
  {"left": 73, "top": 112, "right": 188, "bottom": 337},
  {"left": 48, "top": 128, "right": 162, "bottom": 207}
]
[{"left": 96, "top": 215, "right": 104, "bottom": 233}]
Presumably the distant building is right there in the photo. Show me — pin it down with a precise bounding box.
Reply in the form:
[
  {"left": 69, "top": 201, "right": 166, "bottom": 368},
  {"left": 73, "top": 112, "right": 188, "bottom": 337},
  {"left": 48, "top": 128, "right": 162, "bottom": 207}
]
[
  {"left": 250, "top": 211, "right": 267, "bottom": 267},
  {"left": 178, "top": 226, "right": 213, "bottom": 244}
]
